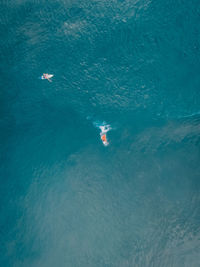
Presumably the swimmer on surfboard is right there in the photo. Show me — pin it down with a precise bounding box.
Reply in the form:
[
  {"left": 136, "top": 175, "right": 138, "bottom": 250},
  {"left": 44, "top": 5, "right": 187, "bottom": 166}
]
[{"left": 40, "top": 73, "right": 53, "bottom": 82}]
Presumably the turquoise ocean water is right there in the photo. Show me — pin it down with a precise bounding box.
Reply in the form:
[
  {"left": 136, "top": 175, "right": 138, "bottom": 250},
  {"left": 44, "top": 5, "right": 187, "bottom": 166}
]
[{"left": 1, "top": 0, "right": 200, "bottom": 266}]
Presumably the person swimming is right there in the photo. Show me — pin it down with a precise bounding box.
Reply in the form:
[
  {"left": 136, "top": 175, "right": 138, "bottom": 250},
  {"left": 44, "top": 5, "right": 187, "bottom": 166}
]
[
  {"left": 92, "top": 121, "right": 111, "bottom": 146},
  {"left": 99, "top": 125, "right": 110, "bottom": 146},
  {"left": 41, "top": 73, "right": 53, "bottom": 82}
]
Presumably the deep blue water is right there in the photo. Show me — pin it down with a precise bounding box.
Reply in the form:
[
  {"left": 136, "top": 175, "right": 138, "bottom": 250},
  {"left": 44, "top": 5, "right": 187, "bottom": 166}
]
[{"left": 1, "top": 0, "right": 200, "bottom": 266}]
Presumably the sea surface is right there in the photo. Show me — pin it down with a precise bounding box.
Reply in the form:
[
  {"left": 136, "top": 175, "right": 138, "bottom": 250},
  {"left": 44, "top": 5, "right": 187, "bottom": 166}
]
[{"left": 1, "top": 0, "right": 200, "bottom": 266}]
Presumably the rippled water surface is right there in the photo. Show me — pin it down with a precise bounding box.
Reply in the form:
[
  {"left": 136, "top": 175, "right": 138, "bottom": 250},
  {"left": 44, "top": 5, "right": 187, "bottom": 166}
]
[{"left": 1, "top": 0, "right": 200, "bottom": 266}]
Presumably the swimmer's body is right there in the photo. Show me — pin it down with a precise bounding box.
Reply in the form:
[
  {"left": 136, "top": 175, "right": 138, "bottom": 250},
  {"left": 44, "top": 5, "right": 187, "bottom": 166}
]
[
  {"left": 99, "top": 125, "right": 110, "bottom": 146},
  {"left": 92, "top": 121, "right": 111, "bottom": 146},
  {"left": 100, "top": 133, "right": 108, "bottom": 146}
]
